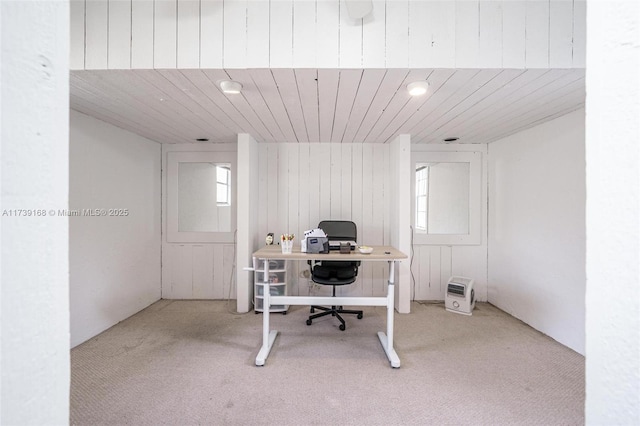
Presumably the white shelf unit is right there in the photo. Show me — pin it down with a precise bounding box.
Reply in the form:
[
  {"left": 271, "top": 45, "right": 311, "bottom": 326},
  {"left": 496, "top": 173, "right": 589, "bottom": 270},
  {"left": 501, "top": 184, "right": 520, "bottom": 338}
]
[{"left": 253, "top": 257, "right": 289, "bottom": 314}]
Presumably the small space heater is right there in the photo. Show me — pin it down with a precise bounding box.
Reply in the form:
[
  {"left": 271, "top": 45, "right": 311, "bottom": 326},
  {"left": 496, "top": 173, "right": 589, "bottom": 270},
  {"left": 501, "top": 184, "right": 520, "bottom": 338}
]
[{"left": 445, "top": 276, "right": 475, "bottom": 315}]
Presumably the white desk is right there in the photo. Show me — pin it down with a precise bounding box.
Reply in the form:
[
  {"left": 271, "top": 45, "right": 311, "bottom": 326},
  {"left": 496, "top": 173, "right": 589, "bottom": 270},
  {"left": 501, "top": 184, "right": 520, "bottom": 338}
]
[{"left": 252, "top": 245, "right": 407, "bottom": 368}]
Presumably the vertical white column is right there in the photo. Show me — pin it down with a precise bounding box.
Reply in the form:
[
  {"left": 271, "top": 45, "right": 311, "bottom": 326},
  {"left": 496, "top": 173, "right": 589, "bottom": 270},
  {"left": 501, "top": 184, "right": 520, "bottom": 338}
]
[
  {"left": 390, "top": 134, "right": 411, "bottom": 313},
  {"left": 585, "top": 1, "right": 640, "bottom": 424},
  {"left": 1, "top": 0, "right": 70, "bottom": 423},
  {"left": 236, "top": 134, "right": 259, "bottom": 313}
]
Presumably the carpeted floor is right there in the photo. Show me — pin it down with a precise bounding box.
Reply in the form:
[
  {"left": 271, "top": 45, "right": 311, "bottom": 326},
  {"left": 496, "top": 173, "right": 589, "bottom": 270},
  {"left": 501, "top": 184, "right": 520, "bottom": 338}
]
[{"left": 71, "top": 300, "right": 584, "bottom": 425}]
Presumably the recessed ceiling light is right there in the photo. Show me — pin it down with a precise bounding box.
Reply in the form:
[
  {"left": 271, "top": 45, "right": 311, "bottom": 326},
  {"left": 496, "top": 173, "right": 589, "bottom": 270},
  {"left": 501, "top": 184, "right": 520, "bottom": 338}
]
[
  {"left": 407, "top": 81, "right": 429, "bottom": 96},
  {"left": 196, "top": 138, "right": 209, "bottom": 142},
  {"left": 219, "top": 80, "right": 242, "bottom": 94},
  {"left": 443, "top": 137, "right": 459, "bottom": 143}
]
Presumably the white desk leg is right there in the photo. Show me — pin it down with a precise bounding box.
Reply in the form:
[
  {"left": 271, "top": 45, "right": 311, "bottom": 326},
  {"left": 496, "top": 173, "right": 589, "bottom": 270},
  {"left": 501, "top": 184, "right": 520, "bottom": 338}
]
[
  {"left": 377, "top": 260, "right": 401, "bottom": 368},
  {"left": 256, "top": 260, "right": 278, "bottom": 366}
]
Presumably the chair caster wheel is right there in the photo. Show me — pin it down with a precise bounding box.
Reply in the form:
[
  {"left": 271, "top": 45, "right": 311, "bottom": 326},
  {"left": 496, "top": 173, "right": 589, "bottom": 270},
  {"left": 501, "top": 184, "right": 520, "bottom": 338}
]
[
  {"left": 339, "top": 324, "right": 346, "bottom": 331},
  {"left": 357, "top": 313, "right": 363, "bottom": 319},
  {"left": 306, "top": 319, "right": 312, "bottom": 326},
  {"left": 282, "top": 312, "right": 287, "bottom": 315},
  {"left": 310, "top": 308, "right": 315, "bottom": 313}
]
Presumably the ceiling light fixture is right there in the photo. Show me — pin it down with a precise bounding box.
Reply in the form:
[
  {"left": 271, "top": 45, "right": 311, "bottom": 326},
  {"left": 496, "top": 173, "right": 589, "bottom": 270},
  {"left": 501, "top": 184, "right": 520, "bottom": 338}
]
[
  {"left": 219, "top": 80, "right": 243, "bottom": 94},
  {"left": 407, "top": 81, "right": 429, "bottom": 96}
]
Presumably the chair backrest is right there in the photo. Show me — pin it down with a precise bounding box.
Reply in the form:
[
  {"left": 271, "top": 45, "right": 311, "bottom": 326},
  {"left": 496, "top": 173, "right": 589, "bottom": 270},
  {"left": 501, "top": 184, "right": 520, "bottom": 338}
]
[
  {"left": 311, "top": 221, "right": 359, "bottom": 285},
  {"left": 318, "top": 220, "right": 357, "bottom": 242}
]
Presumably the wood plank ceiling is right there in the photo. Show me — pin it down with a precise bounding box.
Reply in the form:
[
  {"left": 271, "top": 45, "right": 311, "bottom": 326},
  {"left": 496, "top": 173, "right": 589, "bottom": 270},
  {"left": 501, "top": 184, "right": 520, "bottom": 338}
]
[{"left": 70, "top": 68, "right": 585, "bottom": 145}]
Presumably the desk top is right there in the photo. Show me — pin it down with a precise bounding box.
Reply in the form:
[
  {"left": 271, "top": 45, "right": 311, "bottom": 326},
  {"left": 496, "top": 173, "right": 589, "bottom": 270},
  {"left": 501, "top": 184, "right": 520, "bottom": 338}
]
[{"left": 252, "top": 244, "right": 407, "bottom": 261}]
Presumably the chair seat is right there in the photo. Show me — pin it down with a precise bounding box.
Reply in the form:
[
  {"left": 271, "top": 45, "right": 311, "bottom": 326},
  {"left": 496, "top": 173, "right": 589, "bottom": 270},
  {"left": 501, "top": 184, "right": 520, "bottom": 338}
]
[{"left": 309, "top": 276, "right": 356, "bottom": 286}]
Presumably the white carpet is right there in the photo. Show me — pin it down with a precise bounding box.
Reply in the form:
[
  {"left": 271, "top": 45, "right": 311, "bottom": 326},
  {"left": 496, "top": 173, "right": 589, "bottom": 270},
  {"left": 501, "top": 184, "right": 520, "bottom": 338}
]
[{"left": 71, "top": 300, "right": 584, "bottom": 425}]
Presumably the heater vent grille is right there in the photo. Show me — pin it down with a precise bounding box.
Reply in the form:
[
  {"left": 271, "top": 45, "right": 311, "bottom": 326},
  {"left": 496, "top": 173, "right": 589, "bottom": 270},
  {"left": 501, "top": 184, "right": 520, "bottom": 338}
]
[{"left": 447, "top": 283, "right": 466, "bottom": 297}]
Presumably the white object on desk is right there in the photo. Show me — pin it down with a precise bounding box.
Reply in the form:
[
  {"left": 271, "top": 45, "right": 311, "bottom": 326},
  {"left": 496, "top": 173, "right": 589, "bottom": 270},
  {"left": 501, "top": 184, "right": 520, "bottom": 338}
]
[
  {"left": 281, "top": 240, "right": 293, "bottom": 254},
  {"left": 252, "top": 245, "right": 407, "bottom": 368}
]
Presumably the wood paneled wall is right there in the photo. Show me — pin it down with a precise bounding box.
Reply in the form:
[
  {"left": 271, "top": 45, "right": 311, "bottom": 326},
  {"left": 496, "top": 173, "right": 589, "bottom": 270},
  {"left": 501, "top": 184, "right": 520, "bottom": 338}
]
[
  {"left": 257, "top": 143, "right": 392, "bottom": 298},
  {"left": 162, "top": 142, "right": 488, "bottom": 302},
  {"left": 410, "top": 144, "right": 488, "bottom": 301},
  {"left": 162, "top": 243, "right": 236, "bottom": 298},
  {"left": 256, "top": 143, "right": 487, "bottom": 301},
  {"left": 71, "top": 0, "right": 586, "bottom": 70},
  {"left": 161, "top": 144, "right": 238, "bottom": 299}
]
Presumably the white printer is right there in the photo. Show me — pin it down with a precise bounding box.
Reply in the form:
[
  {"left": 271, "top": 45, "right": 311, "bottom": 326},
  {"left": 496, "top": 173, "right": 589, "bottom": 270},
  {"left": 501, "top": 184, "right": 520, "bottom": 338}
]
[{"left": 301, "top": 228, "right": 329, "bottom": 254}]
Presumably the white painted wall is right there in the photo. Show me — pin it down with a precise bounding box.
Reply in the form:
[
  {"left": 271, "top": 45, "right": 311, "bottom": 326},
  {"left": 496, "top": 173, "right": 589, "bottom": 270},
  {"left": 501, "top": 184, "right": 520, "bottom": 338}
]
[
  {"left": 69, "top": 110, "right": 162, "bottom": 347},
  {"left": 70, "top": 0, "right": 586, "bottom": 70},
  {"left": 1, "top": 0, "right": 70, "bottom": 423},
  {"left": 488, "top": 108, "right": 586, "bottom": 355},
  {"left": 585, "top": 1, "right": 639, "bottom": 423}
]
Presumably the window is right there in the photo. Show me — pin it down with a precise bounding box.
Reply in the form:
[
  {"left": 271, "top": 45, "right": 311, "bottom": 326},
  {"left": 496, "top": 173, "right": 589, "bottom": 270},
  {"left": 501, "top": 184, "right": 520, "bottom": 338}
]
[
  {"left": 216, "top": 165, "right": 230, "bottom": 206},
  {"left": 411, "top": 151, "right": 481, "bottom": 245},
  {"left": 167, "top": 151, "right": 236, "bottom": 243}
]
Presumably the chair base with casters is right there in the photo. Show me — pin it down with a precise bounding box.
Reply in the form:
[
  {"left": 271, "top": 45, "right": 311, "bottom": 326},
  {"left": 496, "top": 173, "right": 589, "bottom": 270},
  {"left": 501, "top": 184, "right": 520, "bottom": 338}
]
[{"left": 306, "top": 285, "right": 363, "bottom": 331}]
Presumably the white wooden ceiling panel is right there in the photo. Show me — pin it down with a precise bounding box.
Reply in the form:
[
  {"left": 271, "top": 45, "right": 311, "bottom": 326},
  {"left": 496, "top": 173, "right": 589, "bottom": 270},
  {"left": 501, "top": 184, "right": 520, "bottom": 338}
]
[
  {"left": 249, "top": 69, "right": 298, "bottom": 142},
  {"left": 196, "top": 69, "right": 267, "bottom": 140},
  {"left": 294, "top": 69, "right": 320, "bottom": 142},
  {"left": 423, "top": 69, "right": 551, "bottom": 143},
  {"left": 422, "top": 69, "right": 580, "bottom": 144},
  {"left": 377, "top": 68, "right": 455, "bottom": 143},
  {"left": 331, "top": 70, "right": 363, "bottom": 142},
  {"left": 225, "top": 69, "right": 285, "bottom": 142},
  {"left": 70, "top": 95, "right": 172, "bottom": 144},
  {"left": 363, "top": 69, "right": 431, "bottom": 143},
  {"left": 352, "top": 69, "right": 410, "bottom": 142},
  {"left": 461, "top": 77, "right": 586, "bottom": 144},
  {"left": 407, "top": 69, "right": 521, "bottom": 143},
  {"left": 71, "top": 72, "right": 192, "bottom": 143},
  {"left": 200, "top": 69, "right": 274, "bottom": 142},
  {"left": 411, "top": 69, "right": 516, "bottom": 142},
  {"left": 70, "top": 68, "right": 585, "bottom": 145},
  {"left": 317, "top": 69, "right": 340, "bottom": 142},
  {"left": 341, "top": 69, "right": 387, "bottom": 143},
  {"left": 143, "top": 70, "right": 236, "bottom": 138},
  {"left": 400, "top": 69, "right": 479, "bottom": 139},
  {"left": 455, "top": 70, "right": 584, "bottom": 143},
  {"left": 408, "top": 69, "right": 487, "bottom": 142},
  {"left": 150, "top": 70, "right": 237, "bottom": 140},
  {"left": 110, "top": 70, "right": 215, "bottom": 140},
  {"left": 271, "top": 69, "right": 309, "bottom": 142}
]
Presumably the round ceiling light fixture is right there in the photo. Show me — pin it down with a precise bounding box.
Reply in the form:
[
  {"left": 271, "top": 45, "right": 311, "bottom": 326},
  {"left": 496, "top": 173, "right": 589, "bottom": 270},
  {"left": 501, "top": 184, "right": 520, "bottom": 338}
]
[
  {"left": 219, "top": 80, "right": 243, "bottom": 94},
  {"left": 407, "top": 81, "right": 429, "bottom": 96}
]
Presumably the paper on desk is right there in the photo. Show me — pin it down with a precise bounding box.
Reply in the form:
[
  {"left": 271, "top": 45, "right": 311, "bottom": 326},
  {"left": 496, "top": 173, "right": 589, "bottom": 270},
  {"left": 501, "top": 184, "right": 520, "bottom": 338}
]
[{"left": 303, "top": 228, "right": 327, "bottom": 238}]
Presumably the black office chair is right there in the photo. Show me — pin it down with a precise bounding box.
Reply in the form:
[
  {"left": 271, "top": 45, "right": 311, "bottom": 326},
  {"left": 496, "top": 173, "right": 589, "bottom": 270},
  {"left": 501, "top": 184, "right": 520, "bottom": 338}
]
[{"left": 306, "top": 220, "right": 363, "bottom": 331}]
